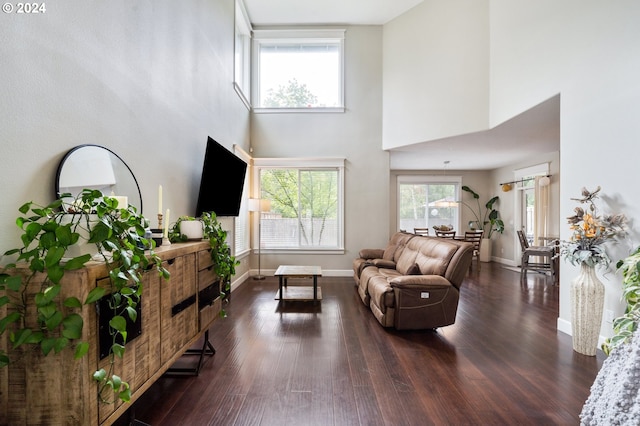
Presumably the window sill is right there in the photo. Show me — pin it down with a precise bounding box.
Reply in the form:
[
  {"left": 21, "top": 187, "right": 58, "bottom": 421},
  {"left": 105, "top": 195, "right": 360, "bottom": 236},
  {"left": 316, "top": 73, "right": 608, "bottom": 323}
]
[
  {"left": 253, "top": 248, "right": 345, "bottom": 255},
  {"left": 252, "top": 107, "right": 345, "bottom": 114}
]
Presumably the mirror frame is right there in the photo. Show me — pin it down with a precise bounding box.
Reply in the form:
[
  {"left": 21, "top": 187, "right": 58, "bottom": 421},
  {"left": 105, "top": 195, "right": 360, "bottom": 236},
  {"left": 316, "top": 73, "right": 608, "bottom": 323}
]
[{"left": 55, "top": 144, "right": 143, "bottom": 213}]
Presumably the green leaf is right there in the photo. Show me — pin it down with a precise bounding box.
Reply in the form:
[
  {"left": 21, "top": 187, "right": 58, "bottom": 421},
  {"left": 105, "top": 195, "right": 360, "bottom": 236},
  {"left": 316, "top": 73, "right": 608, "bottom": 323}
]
[
  {"left": 44, "top": 310, "right": 63, "bottom": 330},
  {"left": 43, "top": 284, "right": 61, "bottom": 302},
  {"left": 111, "top": 343, "right": 126, "bottom": 358},
  {"left": 75, "top": 342, "right": 89, "bottom": 359},
  {"left": 126, "top": 306, "right": 137, "bottom": 323},
  {"left": 0, "top": 296, "right": 9, "bottom": 307},
  {"left": 44, "top": 246, "right": 65, "bottom": 269},
  {"left": 64, "top": 254, "right": 91, "bottom": 270},
  {"left": 63, "top": 297, "right": 83, "bottom": 308},
  {"left": 109, "top": 315, "right": 127, "bottom": 333},
  {"left": 89, "top": 221, "right": 111, "bottom": 243},
  {"left": 85, "top": 287, "right": 106, "bottom": 305},
  {"left": 41, "top": 337, "right": 56, "bottom": 355},
  {"left": 52, "top": 337, "right": 69, "bottom": 354},
  {"left": 55, "top": 224, "right": 73, "bottom": 246},
  {"left": 118, "top": 386, "right": 131, "bottom": 402},
  {"left": 18, "top": 202, "right": 32, "bottom": 214},
  {"left": 111, "top": 374, "right": 122, "bottom": 389},
  {"left": 46, "top": 264, "right": 64, "bottom": 284},
  {"left": 0, "top": 353, "right": 9, "bottom": 368},
  {"left": 6, "top": 275, "right": 23, "bottom": 292},
  {"left": 25, "top": 222, "right": 43, "bottom": 241},
  {"left": 93, "top": 368, "right": 107, "bottom": 382},
  {"left": 0, "top": 312, "right": 21, "bottom": 333},
  {"left": 11, "top": 328, "right": 33, "bottom": 348},
  {"left": 62, "top": 313, "right": 83, "bottom": 339}
]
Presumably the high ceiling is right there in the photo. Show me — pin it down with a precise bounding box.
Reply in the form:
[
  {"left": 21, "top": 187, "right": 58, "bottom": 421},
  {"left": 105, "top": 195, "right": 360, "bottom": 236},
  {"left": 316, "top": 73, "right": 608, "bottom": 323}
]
[
  {"left": 243, "top": 0, "right": 424, "bottom": 25},
  {"left": 242, "top": 1, "right": 560, "bottom": 171}
]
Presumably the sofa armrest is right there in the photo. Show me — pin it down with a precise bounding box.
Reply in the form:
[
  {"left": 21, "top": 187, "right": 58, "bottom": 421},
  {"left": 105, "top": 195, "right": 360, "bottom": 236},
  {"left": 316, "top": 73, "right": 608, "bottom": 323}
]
[
  {"left": 389, "top": 275, "right": 451, "bottom": 289},
  {"left": 358, "top": 248, "right": 385, "bottom": 259},
  {"left": 371, "top": 259, "right": 396, "bottom": 269}
]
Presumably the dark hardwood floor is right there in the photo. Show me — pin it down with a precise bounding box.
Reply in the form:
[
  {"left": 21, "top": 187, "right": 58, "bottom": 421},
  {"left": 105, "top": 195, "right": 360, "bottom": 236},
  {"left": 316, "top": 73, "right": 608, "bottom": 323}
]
[{"left": 120, "top": 262, "right": 605, "bottom": 425}]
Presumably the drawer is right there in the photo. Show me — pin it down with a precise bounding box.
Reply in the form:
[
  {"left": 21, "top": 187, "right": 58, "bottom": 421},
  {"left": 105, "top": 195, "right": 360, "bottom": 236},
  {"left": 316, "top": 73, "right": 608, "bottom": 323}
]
[
  {"left": 199, "top": 297, "right": 221, "bottom": 331},
  {"left": 198, "top": 266, "right": 216, "bottom": 291},
  {"left": 197, "top": 249, "right": 213, "bottom": 271}
]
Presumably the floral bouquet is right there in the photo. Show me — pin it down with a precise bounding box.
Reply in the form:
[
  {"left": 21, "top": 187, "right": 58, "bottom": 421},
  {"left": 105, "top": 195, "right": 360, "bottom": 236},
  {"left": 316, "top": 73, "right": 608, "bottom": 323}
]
[{"left": 559, "top": 186, "right": 626, "bottom": 268}]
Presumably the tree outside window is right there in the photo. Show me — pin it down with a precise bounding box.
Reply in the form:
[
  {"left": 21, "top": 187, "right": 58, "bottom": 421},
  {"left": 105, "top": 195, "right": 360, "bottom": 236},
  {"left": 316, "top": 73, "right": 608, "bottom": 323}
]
[{"left": 259, "top": 168, "right": 339, "bottom": 248}]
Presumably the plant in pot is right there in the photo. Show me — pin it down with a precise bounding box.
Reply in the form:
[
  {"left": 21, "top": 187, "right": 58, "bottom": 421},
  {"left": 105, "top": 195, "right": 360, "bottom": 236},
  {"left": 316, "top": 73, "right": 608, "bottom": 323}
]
[
  {"left": 460, "top": 185, "right": 505, "bottom": 261},
  {"left": 170, "top": 211, "right": 239, "bottom": 305},
  {"left": 0, "top": 189, "right": 169, "bottom": 404},
  {"left": 602, "top": 246, "right": 640, "bottom": 355}
]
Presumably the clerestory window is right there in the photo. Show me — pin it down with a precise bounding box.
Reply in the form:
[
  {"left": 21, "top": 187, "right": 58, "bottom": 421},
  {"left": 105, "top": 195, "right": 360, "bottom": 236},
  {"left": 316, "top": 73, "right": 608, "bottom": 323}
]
[{"left": 252, "top": 29, "right": 345, "bottom": 112}]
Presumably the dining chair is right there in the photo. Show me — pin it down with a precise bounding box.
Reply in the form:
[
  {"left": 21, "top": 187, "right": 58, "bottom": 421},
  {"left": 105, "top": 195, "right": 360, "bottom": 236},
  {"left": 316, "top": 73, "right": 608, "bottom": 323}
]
[
  {"left": 413, "top": 227, "right": 429, "bottom": 236},
  {"left": 464, "top": 230, "right": 484, "bottom": 269},
  {"left": 517, "top": 230, "right": 556, "bottom": 283},
  {"left": 435, "top": 230, "right": 456, "bottom": 239}
]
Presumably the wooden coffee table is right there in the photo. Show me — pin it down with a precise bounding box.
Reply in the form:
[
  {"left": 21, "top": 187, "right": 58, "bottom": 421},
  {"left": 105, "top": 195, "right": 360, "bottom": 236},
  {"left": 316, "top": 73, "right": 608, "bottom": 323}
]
[{"left": 274, "top": 265, "right": 322, "bottom": 303}]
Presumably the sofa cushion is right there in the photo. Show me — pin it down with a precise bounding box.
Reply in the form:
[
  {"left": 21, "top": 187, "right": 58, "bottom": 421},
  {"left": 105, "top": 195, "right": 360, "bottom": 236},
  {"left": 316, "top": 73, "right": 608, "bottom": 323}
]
[
  {"left": 383, "top": 244, "right": 398, "bottom": 260},
  {"left": 406, "top": 263, "right": 421, "bottom": 275}
]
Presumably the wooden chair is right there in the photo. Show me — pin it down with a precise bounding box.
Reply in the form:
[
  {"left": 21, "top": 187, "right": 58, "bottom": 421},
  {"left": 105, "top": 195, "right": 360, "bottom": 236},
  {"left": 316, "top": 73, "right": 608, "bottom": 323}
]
[
  {"left": 413, "top": 227, "right": 429, "bottom": 236},
  {"left": 464, "top": 230, "right": 484, "bottom": 269},
  {"left": 517, "top": 230, "right": 555, "bottom": 282},
  {"left": 435, "top": 230, "right": 456, "bottom": 239}
]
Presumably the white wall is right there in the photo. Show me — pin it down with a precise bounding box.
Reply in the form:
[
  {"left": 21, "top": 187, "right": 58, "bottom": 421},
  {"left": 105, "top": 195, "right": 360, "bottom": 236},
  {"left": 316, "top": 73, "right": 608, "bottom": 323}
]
[
  {"left": 382, "top": 0, "right": 490, "bottom": 148},
  {"left": 490, "top": 0, "right": 640, "bottom": 341},
  {"left": 250, "top": 25, "right": 389, "bottom": 273},
  {"left": 383, "top": 0, "right": 640, "bottom": 343},
  {"left": 0, "top": 1, "right": 250, "bottom": 270}
]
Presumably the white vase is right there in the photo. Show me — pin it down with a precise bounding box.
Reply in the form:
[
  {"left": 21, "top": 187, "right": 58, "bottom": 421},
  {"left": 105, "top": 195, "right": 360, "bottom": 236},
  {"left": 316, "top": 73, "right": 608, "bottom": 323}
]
[
  {"left": 479, "top": 238, "right": 491, "bottom": 262},
  {"left": 180, "top": 220, "right": 204, "bottom": 240},
  {"left": 571, "top": 263, "right": 605, "bottom": 356}
]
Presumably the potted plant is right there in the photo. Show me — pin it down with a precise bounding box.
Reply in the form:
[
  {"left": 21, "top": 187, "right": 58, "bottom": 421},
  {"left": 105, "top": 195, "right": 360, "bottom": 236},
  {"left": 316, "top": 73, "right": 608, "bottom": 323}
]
[
  {"left": 460, "top": 186, "right": 505, "bottom": 261},
  {"left": 170, "top": 212, "right": 239, "bottom": 304},
  {"left": 602, "top": 246, "right": 640, "bottom": 355},
  {"left": 558, "top": 186, "right": 626, "bottom": 355},
  {"left": 0, "top": 189, "right": 169, "bottom": 403}
]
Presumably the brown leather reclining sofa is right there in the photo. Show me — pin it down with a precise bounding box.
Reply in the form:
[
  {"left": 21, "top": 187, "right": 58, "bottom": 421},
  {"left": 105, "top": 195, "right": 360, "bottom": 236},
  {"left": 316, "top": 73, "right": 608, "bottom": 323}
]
[{"left": 353, "top": 232, "right": 473, "bottom": 330}]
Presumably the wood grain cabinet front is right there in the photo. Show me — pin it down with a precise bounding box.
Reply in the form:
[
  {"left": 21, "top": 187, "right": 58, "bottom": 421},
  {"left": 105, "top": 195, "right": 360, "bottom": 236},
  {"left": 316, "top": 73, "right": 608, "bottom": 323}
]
[{"left": 0, "top": 241, "right": 212, "bottom": 426}]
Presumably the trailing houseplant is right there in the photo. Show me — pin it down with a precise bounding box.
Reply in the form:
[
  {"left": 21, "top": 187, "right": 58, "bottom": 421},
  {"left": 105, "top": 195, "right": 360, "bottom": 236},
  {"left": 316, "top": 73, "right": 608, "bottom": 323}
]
[
  {"left": 0, "top": 189, "right": 169, "bottom": 403},
  {"left": 170, "top": 211, "right": 239, "bottom": 304},
  {"left": 602, "top": 246, "right": 640, "bottom": 355},
  {"left": 460, "top": 185, "right": 505, "bottom": 238}
]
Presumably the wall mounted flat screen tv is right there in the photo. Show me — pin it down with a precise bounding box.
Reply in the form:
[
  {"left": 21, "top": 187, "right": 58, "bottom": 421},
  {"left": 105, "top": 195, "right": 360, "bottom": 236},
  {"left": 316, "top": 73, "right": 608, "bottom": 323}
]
[{"left": 195, "top": 137, "right": 247, "bottom": 217}]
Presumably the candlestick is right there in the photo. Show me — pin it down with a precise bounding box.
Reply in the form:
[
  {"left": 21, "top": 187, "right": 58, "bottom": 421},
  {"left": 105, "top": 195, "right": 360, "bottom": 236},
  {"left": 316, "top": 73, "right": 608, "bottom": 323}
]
[
  {"left": 163, "top": 208, "right": 171, "bottom": 246},
  {"left": 158, "top": 185, "right": 163, "bottom": 215},
  {"left": 164, "top": 209, "right": 170, "bottom": 238},
  {"left": 157, "top": 213, "right": 163, "bottom": 230}
]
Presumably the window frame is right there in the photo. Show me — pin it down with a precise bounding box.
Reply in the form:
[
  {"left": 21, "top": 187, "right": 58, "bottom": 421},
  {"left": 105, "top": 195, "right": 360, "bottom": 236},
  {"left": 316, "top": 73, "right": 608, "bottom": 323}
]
[
  {"left": 253, "top": 157, "right": 345, "bottom": 254},
  {"left": 233, "top": 0, "right": 252, "bottom": 110},
  {"left": 397, "top": 175, "right": 463, "bottom": 233},
  {"left": 252, "top": 29, "right": 346, "bottom": 113}
]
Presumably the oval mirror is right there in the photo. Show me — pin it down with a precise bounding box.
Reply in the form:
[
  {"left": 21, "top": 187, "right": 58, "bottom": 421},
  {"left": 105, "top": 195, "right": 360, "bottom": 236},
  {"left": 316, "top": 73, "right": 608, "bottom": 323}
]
[{"left": 55, "top": 144, "right": 143, "bottom": 213}]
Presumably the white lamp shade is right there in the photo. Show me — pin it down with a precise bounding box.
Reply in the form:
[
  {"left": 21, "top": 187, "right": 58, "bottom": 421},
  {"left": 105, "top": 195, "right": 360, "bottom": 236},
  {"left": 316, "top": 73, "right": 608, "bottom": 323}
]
[{"left": 249, "top": 198, "right": 271, "bottom": 212}]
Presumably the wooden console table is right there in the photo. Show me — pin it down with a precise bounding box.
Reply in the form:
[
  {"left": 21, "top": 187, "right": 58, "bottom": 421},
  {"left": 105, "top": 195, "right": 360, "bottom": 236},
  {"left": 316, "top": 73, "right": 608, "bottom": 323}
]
[{"left": 0, "top": 241, "right": 222, "bottom": 426}]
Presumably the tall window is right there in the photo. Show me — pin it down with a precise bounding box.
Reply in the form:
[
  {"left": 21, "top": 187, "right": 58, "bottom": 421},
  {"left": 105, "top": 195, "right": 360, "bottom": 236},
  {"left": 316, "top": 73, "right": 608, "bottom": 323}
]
[
  {"left": 252, "top": 29, "right": 345, "bottom": 112},
  {"left": 398, "top": 176, "right": 461, "bottom": 232},
  {"left": 255, "top": 158, "right": 344, "bottom": 251},
  {"left": 234, "top": 0, "right": 251, "bottom": 108}
]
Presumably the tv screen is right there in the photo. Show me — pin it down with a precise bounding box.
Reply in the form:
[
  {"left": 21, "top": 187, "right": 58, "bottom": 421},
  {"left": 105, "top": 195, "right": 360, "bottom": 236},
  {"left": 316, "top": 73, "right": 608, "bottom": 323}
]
[{"left": 195, "top": 137, "right": 247, "bottom": 217}]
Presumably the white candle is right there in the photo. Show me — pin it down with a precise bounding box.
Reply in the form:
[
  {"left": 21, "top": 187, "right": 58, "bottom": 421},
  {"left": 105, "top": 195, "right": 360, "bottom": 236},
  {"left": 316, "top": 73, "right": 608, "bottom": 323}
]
[
  {"left": 164, "top": 209, "right": 170, "bottom": 238},
  {"left": 158, "top": 185, "right": 163, "bottom": 215}
]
